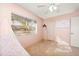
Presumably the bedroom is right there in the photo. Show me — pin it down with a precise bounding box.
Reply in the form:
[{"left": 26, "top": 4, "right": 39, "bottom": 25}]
[{"left": 0, "top": 3, "right": 79, "bottom": 56}]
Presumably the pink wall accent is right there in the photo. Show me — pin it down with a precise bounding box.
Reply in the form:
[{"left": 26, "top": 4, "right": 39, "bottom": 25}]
[
  {"left": 0, "top": 3, "right": 43, "bottom": 49},
  {"left": 44, "top": 11, "right": 79, "bottom": 45}
]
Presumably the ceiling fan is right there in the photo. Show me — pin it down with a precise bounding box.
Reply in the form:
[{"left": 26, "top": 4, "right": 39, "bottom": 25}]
[{"left": 37, "top": 3, "right": 60, "bottom": 13}]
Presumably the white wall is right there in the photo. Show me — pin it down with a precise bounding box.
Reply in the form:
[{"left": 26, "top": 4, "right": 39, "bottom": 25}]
[
  {"left": 43, "top": 20, "right": 55, "bottom": 40},
  {"left": 71, "top": 16, "right": 79, "bottom": 47},
  {"left": 45, "top": 11, "right": 79, "bottom": 45}
]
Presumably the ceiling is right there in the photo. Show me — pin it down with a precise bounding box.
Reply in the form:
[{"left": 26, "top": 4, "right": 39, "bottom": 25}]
[{"left": 18, "top": 3, "right": 79, "bottom": 19}]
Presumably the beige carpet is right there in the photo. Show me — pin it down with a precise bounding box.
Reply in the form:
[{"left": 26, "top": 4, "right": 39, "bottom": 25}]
[{"left": 26, "top": 40, "right": 79, "bottom": 56}]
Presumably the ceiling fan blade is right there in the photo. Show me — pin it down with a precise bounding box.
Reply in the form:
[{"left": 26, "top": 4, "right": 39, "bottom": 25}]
[{"left": 37, "top": 5, "right": 47, "bottom": 7}]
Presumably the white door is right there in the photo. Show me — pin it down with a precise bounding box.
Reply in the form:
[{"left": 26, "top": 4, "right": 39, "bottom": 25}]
[{"left": 71, "top": 17, "right": 79, "bottom": 47}]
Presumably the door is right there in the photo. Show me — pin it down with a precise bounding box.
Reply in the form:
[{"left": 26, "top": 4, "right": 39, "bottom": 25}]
[{"left": 71, "top": 17, "right": 79, "bottom": 47}]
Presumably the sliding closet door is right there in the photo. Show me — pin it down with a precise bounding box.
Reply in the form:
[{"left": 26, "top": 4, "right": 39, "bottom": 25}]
[{"left": 71, "top": 17, "right": 79, "bottom": 47}]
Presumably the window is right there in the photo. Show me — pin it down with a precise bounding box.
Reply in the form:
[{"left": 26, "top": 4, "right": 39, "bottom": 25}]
[{"left": 11, "top": 13, "right": 37, "bottom": 35}]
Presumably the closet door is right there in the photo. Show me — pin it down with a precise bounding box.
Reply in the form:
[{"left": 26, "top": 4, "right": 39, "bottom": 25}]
[{"left": 71, "top": 17, "right": 79, "bottom": 47}]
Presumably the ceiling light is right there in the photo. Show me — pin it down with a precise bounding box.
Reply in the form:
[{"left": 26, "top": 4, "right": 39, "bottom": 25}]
[
  {"left": 49, "top": 5, "right": 57, "bottom": 12},
  {"left": 53, "top": 6, "right": 57, "bottom": 10},
  {"left": 49, "top": 5, "right": 54, "bottom": 12}
]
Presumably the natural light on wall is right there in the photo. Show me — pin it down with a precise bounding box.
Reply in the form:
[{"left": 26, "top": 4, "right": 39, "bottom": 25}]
[{"left": 56, "top": 20, "right": 70, "bottom": 28}]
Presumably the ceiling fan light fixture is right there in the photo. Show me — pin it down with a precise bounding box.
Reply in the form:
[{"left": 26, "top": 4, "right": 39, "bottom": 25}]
[
  {"left": 49, "top": 4, "right": 57, "bottom": 12},
  {"left": 49, "top": 6, "right": 54, "bottom": 12},
  {"left": 53, "top": 6, "right": 57, "bottom": 10}
]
